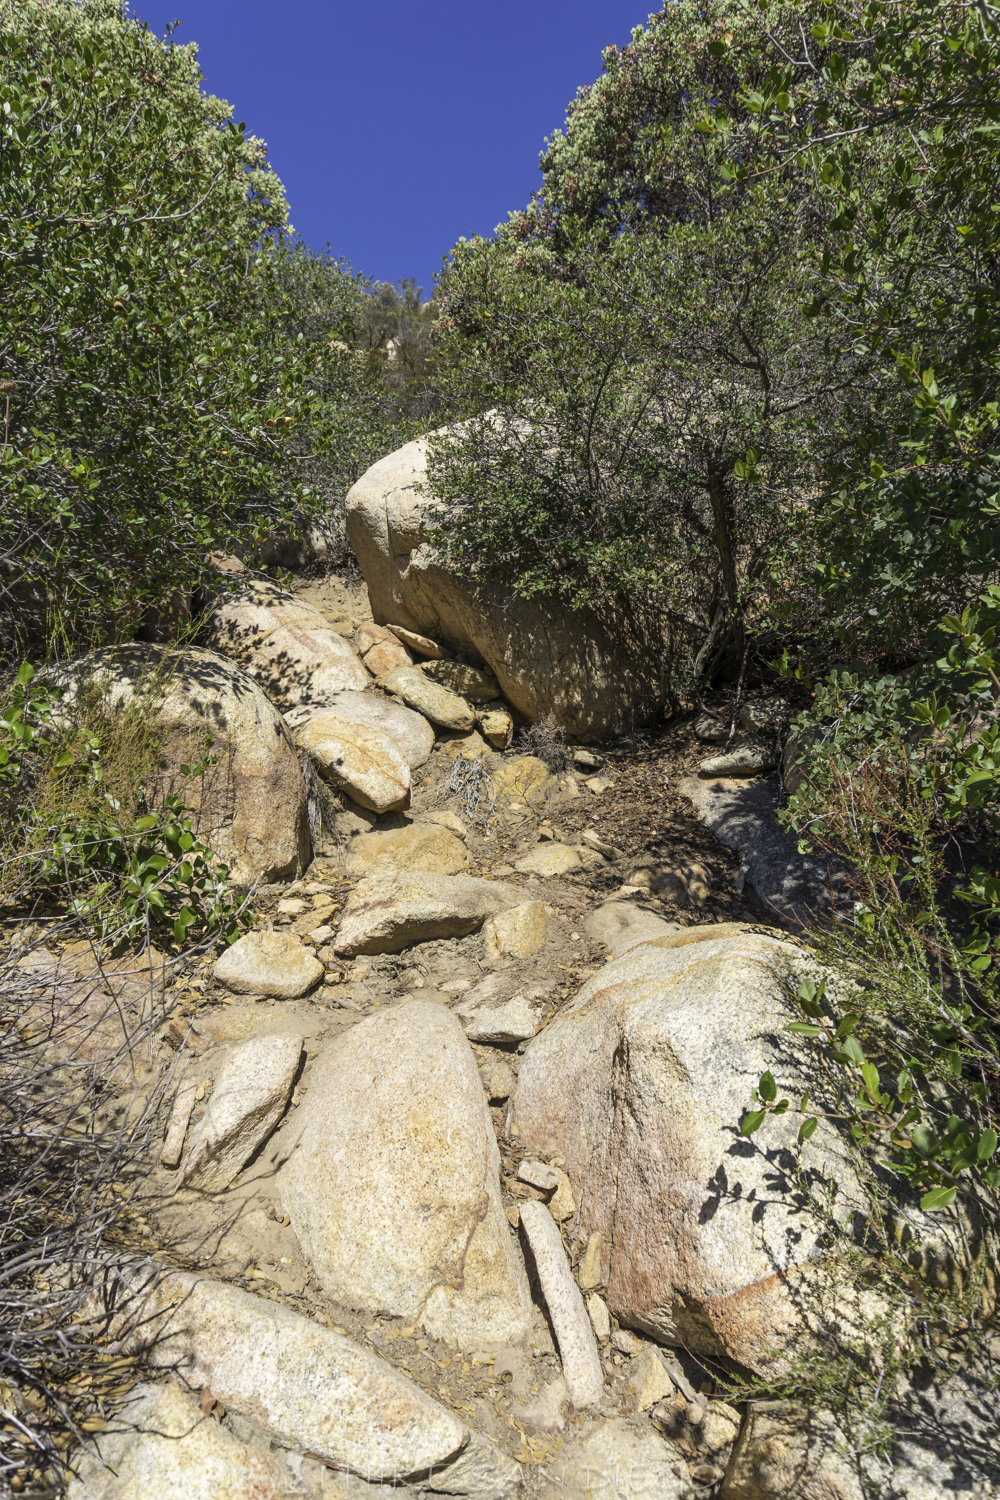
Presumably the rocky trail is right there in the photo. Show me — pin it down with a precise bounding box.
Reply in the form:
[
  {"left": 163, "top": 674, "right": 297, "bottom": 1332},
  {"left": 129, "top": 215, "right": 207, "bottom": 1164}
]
[{"left": 8, "top": 441, "right": 999, "bottom": 1500}]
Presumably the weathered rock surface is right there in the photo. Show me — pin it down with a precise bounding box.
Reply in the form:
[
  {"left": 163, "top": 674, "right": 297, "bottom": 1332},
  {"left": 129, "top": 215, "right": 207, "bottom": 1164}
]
[
  {"left": 286, "top": 689, "right": 434, "bottom": 769},
  {"left": 181, "top": 1032, "right": 302, "bottom": 1191},
  {"left": 47, "top": 645, "right": 309, "bottom": 885},
  {"left": 514, "top": 844, "right": 581, "bottom": 878},
  {"left": 698, "top": 733, "right": 778, "bottom": 778},
  {"left": 345, "top": 823, "right": 469, "bottom": 877},
  {"left": 421, "top": 659, "right": 500, "bottom": 703},
  {"left": 478, "top": 704, "right": 514, "bottom": 750},
  {"left": 68, "top": 1381, "right": 302, "bottom": 1500},
  {"left": 518, "top": 1202, "right": 603, "bottom": 1408},
  {"left": 99, "top": 1262, "right": 507, "bottom": 1487},
  {"left": 206, "top": 579, "right": 370, "bottom": 710},
  {"left": 333, "top": 873, "right": 520, "bottom": 956},
  {"left": 344, "top": 435, "right": 673, "bottom": 740},
  {"left": 214, "top": 931, "right": 324, "bottom": 999},
  {"left": 377, "top": 665, "right": 476, "bottom": 731},
  {"left": 583, "top": 900, "right": 679, "bottom": 959},
  {"left": 721, "top": 1400, "right": 862, "bottom": 1500},
  {"left": 386, "top": 621, "right": 445, "bottom": 657},
  {"left": 277, "top": 1001, "right": 532, "bottom": 1346},
  {"left": 536, "top": 1417, "right": 685, "bottom": 1500},
  {"left": 493, "top": 755, "right": 553, "bottom": 805},
  {"left": 508, "top": 930, "right": 868, "bottom": 1372},
  {"left": 363, "top": 635, "right": 413, "bottom": 676},
  {"left": 483, "top": 901, "right": 548, "bottom": 961},
  {"left": 293, "top": 711, "right": 411, "bottom": 813},
  {"left": 459, "top": 992, "right": 544, "bottom": 1046}
]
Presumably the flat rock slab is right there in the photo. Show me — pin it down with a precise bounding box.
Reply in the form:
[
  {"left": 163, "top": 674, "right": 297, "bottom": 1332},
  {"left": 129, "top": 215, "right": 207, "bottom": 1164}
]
[
  {"left": 483, "top": 901, "right": 548, "bottom": 961},
  {"left": 294, "top": 711, "right": 411, "bottom": 813},
  {"left": 535, "top": 1416, "right": 685, "bottom": 1499},
  {"left": 181, "top": 1031, "right": 302, "bottom": 1192},
  {"left": 377, "top": 666, "right": 476, "bottom": 731},
  {"left": 287, "top": 689, "right": 435, "bottom": 769},
  {"left": 584, "top": 900, "right": 678, "bottom": 959},
  {"left": 333, "top": 872, "right": 521, "bottom": 956},
  {"left": 99, "top": 1261, "right": 507, "bottom": 1487},
  {"left": 277, "top": 1000, "right": 532, "bottom": 1347},
  {"left": 68, "top": 1381, "right": 302, "bottom": 1500},
  {"left": 459, "top": 992, "right": 544, "bottom": 1046},
  {"left": 679, "top": 774, "right": 850, "bottom": 928},
  {"left": 345, "top": 823, "right": 469, "bottom": 877},
  {"left": 515, "top": 844, "right": 581, "bottom": 878},
  {"left": 421, "top": 659, "right": 499, "bottom": 703},
  {"left": 214, "top": 930, "right": 324, "bottom": 999}
]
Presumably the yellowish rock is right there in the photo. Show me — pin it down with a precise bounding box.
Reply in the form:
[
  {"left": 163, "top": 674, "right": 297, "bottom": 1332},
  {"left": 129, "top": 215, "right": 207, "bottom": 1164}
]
[
  {"left": 577, "top": 1231, "right": 602, "bottom": 1291},
  {"left": 586, "top": 1292, "right": 611, "bottom": 1342},
  {"left": 514, "top": 843, "right": 582, "bottom": 878},
  {"left": 423, "top": 810, "right": 468, "bottom": 841},
  {"left": 442, "top": 729, "right": 491, "bottom": 761},
  {"left": 363, "top": 637, "right": 412, "bottom": 676},
  {"left": 548, "top": 1166, "right": 577, "bottom": 1223},
  {"left": 378, "top": 666, "right": 475, "bottom": 731},
  {"left": 345, "top": 824, "right": 469, "bottom": 877},
  {"left": 483, "top": 901, "right": 548, "bottom": 962},
  {"left": 627, "top": 1345, "right": 673, "bottom": 1411},
  {"left": 293, "top": 711, "right": 410, "bottom": 813},
  {"left": 421, "top": 659, "right": 499, "bottom": 703},
  {"left": 478, "top": 705, "right": 514, "bottom": 750},
  {"left": 386, "top": 622, "right": 445, "bottom": 658},
  {"left": 494, "top": 755, "right": 552, "bottom": 804}
]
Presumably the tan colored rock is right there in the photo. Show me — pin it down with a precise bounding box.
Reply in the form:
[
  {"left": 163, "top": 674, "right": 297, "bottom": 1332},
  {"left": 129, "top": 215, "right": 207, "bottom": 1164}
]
[
  {"left": 214, "top": 930, "right": 324, "bottom": 999},
  {"left": 277, "top": 1001, "right": 532, "bottom": 1346},
  {"left": 160, "top": 1078, "right": 198, "bottom": 1168},
  {"left": 478, "top": 704, "right": 514, "bottom": 750},
  {"left": 515, "top": 843, "right": 581, "bottom": 878},
  {"left": 459, "top": 992, "right": 543, "bottom": 1046},
  {"left": 483, "top": 901, "right": 548, "bottom": 962},
  {"left": 100, "top": 1263, "right": 509, "bottom": 1486},
  {"left": 572, "top": 845, "right": 607, "bottom": 872},
  {"left": 344, "top": 435, "right": 672, "bottom": 741},
  {"left": 580, "top": 828, "right": 618, "bottom": 861},
  {"left": 424, "top": 809, "right": 468, "bottom": 840},
  {"left": 363, "top": 637, "right": 412, "bottom": 676},
  {"left": 353, "top": 621, "right": 397, "bottom": 655},
  {"left": 480, "top": 1056, "right": 517, "bottom": 1101},
  {"left": 627, "top": 1345, "right": 674, "bottom": 1411},
  {"left": 702, "top": 1401, "right": 743, "bottom": 1459},
  {"left": 721, "top": 1401, "right": 863, "bottom": 1500},
  {"left": 46, "top": 645, "right": 309, "bottom": 885},
  {"left": 519, "top": 1201, "right": 603, "bottom": 1407},
  {"left": 494, "top": 755, "right": 552, "bottom": 804},
  {"left": 345, "top": 823, "right": 469, "bottom": 877},
  {"left": 333, "top": 872, "right": 519, "bottom": 956},
  {"left": 377, "top": 665, "right": 476, "bottom": 731},
  {"left": 181, "top": 1032, "right": 302, "bottom": 1192},
  {"left": 287, "top": 690, "right": 434, "bottom": 769},
  {"left": 577, "top": 1231, "right": 602, "bottom": 1291},
  {"left": 206, "top": 579, "right": 370, "bottom": 710},
  {"left": 541, "top": 1417, "right": 685, "bottom": 1500},
  {"left": 386, "top": 622, "right": 446, "bottom": 658},
  {"left": 509, "top": 932, "right": 871, "bottom": 1373},
  {"left": 586, "top": 1292, "right": 611, "bottom": 1342},
  {"left": 421, "top": 659, "right": 499, "bottom": 703},
  {"left": 698, "top": 734, "right": 778, "bottom": 779},
  {"left": 293, "top": 711, "right": 410, "bottom": 813},
  {"left": 442, "top": 728, "right": 491, "bottom": 761},
  {"left": 67, "top": 1381, "right": 303, "bottom": 1500}
]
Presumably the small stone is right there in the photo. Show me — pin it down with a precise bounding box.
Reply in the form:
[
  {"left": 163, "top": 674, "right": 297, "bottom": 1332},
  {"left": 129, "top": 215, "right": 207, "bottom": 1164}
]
[
  {"left": 478, "top": 705, "right": 514, "bottom": 750},
  {"left": 421, "top": 659, "right": 499, "bottom": 703},
  {"left": 160, "top": 1079, "right": 198, "bottom": 1168},
  {"left": 514, "top": 844, "right": 582, "bottom": 878},
  {"left": 548, "top": 1169, "right": 576, "bottom": 1223},
  {"left": 214, "top": 931, "right": 324, "bottom": 999},
  {"left": 483, "top": 901, "right": 548, "bottom": 962},
  {"left": 354, "top": 621, "right": 397, "bottom": 655},
  {"left": 577, "top": 1231, "right": 602, "bottom": 1291},
  {"left": 570, "top": 749, "right": 602, "bottom": 770},
  {"left": 626, "top": 1345, "right": 674, "bottom": 1411},
  {"left": 580, "top": 828, "right": 618, "bottom": 861},
  {"left": 459, "top": 993, "right": 542, "bottom": 1046},
  {"left": 493, "top": 755, "right": 553, "bottom": 805},
  {"left": 585, "top": 776, "right": 613, "bottom": 795},
  {"left": 276, "top": 897, "right": 307, "bottom": 916},
  {"left": 480, "top": 1057, "right": 517, "bottom": 1102},
  {"left": 518, "top": 1201, "right": 603, "bottom": 1408},
  {"left": 697, "top": 733, "right": 778, "bottom": 779},
  {"left": 334, "top": 873, "right": 520, "bottom": 956},
  {"left": 294, "top": 712, "right": 411, "bottom": 813},
  {"left": 385, "top": 623, "right": 445, "bottom": 658},
  {"left": 694, "top": 712, "right": 729, "bottom": 742},
  {"left": 423, "top": 809, "right": 469, "bottom": 841},
  {"left": 518, "top": 1160, "right": 561, "bottom": 1193},
  {"left": 440, "top": 977, "right": 473, "bottom": 994},
  {"left": 586, "top": 1292, "right": 611, "bottom": 1342},
  {"left": 611, "top": 1329, "right": 640, "bottom": 1355},
  {"left": 700, "top": 1400, "right": 742, "bottom": 1456},
  {"left": 181, "top": 1032, "right": 302, "bottom": 1192},
  {"left": 573, "top": 845, "right": 607, "bottom": 872},
  {"left": 441, "top": 728, "right": 490, "bottom": 761}
]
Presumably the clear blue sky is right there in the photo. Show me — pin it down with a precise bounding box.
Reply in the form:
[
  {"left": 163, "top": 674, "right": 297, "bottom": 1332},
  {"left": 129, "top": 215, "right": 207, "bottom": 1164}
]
[{"left": 168, "top": 1, "right": 655, "bottom": 296}]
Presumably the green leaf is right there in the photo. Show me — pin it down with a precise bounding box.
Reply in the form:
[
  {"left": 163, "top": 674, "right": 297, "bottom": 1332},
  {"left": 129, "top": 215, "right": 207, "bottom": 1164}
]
[
  {"left": 977, "top": 1128, "right": 998, "bottom": 1162},
  {"left": 786, "top": 1022, "right": 824, "bottom": 1036},
  {"left": 741, "top": 1109, "right": 766, "bottom": 1136},
  {"left": 920, "top": 1186, "right": 957, "bottom": 1211},
  {"left": 758, "top": 1070, "right": 777, "bottom": 1103},
  {"left": 798, "top": 1116, "right": 819, "bottom": 1144},
  {"left": 911, "top": 1124, "right": 938, "bottom": 1157}
]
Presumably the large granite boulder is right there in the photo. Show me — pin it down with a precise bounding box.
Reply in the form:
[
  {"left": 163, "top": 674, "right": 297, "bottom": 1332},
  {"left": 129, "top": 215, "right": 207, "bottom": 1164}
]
[
  {"left": 277, "top": 1001, "right": 533, "bottom": 1347},
  {"left": 47, "top": 645, "right": 309, "bottom": 884},
  {"left": 344, "top": 436, "right": 671, "bottom": 741}
]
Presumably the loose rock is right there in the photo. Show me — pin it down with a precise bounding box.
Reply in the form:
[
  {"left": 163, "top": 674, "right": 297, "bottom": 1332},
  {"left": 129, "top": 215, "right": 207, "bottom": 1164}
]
[
  {"left": 333, "top": 872, "right": 519, "bottom": 956},
  {"left": 626, "top": 1345, "right": 674, "bottom": 1411},
  {"left": 377, "top": 666, "right": 476, "bottom": 731},
  {"left": 697, "top": 733, "right": 778, "bottom": 778},
  {"left": 286, "top": 690, "right": 434, "bottom": 770},
  {"left": 478, "top": 704, "right": 514, "bottom": 750},
  {"left": 514, "top": 844, "right": 581, "bottom": 878},
  {"left": 277, "top": 1001, "right": 532, "bottom": 1346},
  {"left": 420, "top": 659, "right": 500, "bottom": 703},
  {"left": 722, "top": 1400, "right": 862, "bottom": 1500},
  {"left": 482, "top": 901, "right": 548, "bottom": 962},
  {"left": 294, "top": 711, "right": 411, "bottom": 813},
  {"left": 181, "top": 1032, "right": 302, "bottom": 1191},
  {"left": 518, "top": 1202, "right": 603, "bottom": 1408},
  {"left": 386, "top": 622, "right": 446, "bottom": 658},
  {"left": 583, "top": 900, "right": 679, "bottom": 959},
  {"left": 493, "top": 755, "right": 552, "bottom": 805},
  {"left": 345, "top": 823, "right": 469, "bottom": 877},
  {"left": 214, "top": 931, "right": 324, "bottom": 999},
  {"left": 459, "top": 992, "right": 543, "bottom": 1046},
  {"left": 362, "top": 636, "right": 413, "bottom": 676}
]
